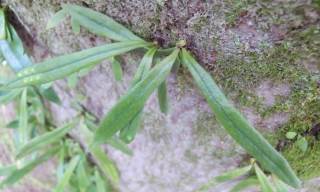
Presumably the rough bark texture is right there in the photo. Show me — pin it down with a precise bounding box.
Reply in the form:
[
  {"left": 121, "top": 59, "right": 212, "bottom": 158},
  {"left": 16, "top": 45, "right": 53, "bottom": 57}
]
[{"left": 1, "top": 0, "right": 320, "bottom": 191}]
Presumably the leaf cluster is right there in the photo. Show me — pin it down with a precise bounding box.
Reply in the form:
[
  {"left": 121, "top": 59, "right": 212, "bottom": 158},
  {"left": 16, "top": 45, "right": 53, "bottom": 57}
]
[{"left": 0, "top": 4, "right": 302, "bottom": 191}]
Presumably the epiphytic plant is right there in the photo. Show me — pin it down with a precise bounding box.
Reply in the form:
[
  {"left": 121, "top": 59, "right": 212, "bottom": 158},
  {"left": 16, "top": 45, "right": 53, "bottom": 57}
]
[
  {"left": 0, "top": 7, "right": 130, "bottom": 191},
  {"left": 0, "top": 4, "right": 301, "bottom": 191}
]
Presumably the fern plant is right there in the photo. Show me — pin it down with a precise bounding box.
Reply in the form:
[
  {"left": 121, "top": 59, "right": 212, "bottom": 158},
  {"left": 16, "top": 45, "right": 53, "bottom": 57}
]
[{"left": 0, "top": 4, "right": 301, "bottom": 191}]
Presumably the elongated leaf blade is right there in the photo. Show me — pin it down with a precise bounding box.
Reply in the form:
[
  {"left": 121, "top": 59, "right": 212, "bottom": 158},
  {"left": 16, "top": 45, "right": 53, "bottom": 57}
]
[
  {"left": 90, "top": 145, "right": 119, "bottom": 184},
  {"left": 84, "top": 119, "right": 133, "bottom": 155},
  {"left": 94, "top": 169, "right": 107, "bottom": 192},
  {"left": 196, "top": 165, "right": 252, "bottom": 192},
  {"left": 106, "top": 137, "right": 133, "bottom": 156},
  {"left": 230, "top": 177, "right": 259, "bottom": 192},
  {"left": 16, "top": 121, "right": 75, "bottom": 159},
  {"left": 0, "top": 89, "right": 21, "bottom": 104},
  {"left": 46, "top": 9, "right": 67, "bottom": 29},
  {"left": 4, "top": 41, "right": 150, "bottom": 89},
  {"left": 111, "top": 57, "right": 123, "bottom": 81},
  {"left": 40, "top": 87, "right": 61, "bottom": 104},
  {"left": 119, "top": 48, "right": 157, "bottom": 143},
  {"left": 54, "top": 155, "right": 81, "bottom": 192},
  {"left": 0, "top": 147, "right": 59, "bottom": 188},
  {"left": 94, "top": 49, "right": 179, "bottom": 143},
  {"left": 63, "top": 4, "right": 143, "bottom": 42},
  {"left": 131, "top": 48, "right": 157, "bottom": 85},
  {"left": 57, "top": 146, "right": 66, "bottom": 180},
  {"left": 76, "top": 156, "right": 90, "bottom": 191},
  {"left": 157, "top": 80, "right": 169, "bottom": 114},
  {"left": 254, "top": 164, "right": 274, "bottom": 192},
  {"left": 71, "top": 17, "right": 80, "bottom": 34},
  {"left": 272, "top": 175, "right": 289, "bottom": 192},
  {"left": 18, "top": 88, "right": 28, "bottom": 146},
  {"left": 0, "top": 165, "right": 17, "bottom": 176},
  {"left": 0, "top": 25, "right": 32, "bottom": 72},
  {"left": 180, "top": 49, "right": 301, "bottom": 188},
  {"left": 0, "top": 8, "right": 6, "bottom": 40},
  {"left": 119, "top": 112, "right": 142, "bottom": 143}
]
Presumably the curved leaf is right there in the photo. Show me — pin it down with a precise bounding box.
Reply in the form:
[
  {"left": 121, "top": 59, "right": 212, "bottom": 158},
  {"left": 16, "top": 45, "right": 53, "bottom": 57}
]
[
  {"left": 196, "top": 165, "right": 252, "bottom": 192},
  {"left": 16, "top": 121, "right": 75, "bottom": 159},
  {"left": 76, "top": 156, "right": 90, "bottom": 191},
  {"left": 0, "top": 165, "right": 17, "bottom": 176},
  {"left": 4, "top": 41, "right": 150, "bottom": 89},
  {"left": 54, "top": 155, "right": 80, "bottom": 192},
  {"left": 0, "top": 147, "right": 59, "bottom": 188},
  {"left": 62, "top": 4, "right": 143, "bottom": 42},
  {"left": 230, "top": 177, "right": 259, "bottom": 192},
  {"left": 0, "top": 8, "right": 6, "bottom": 40},
  {"left": 111, "top": 57, "right": 123, "bottom": 81},
  {"left": 18, "top": 88, "right": 28, "bottom": 146},
  {"left": 90, "top": 145, "right": 119, "bottom": 184},
  {"left": 46, "top": 9, "right": 67, "bottom": 29},
  {"left": 157, "top": 80, "right": 169, "bottom": 114},
  {"left": 94, "top": 169, "right": 107, "bottom": 192},
  {"left": 94, "top": 49, "right": 179, "bottom": 143},
  {"left": 180, "top": 48, "right": 301, "bottom": 188},
  {"left": 118, "top": 48, "right": 157, "bottom": 143},
  {"left": 254, "top": 164, "right": 274, "bottom": 192},
  {"left": 272, "top": 175, "right": 289, "bottom": 192},
  {"left": 84, "top": 119, "right": 133, "bottom": 156}
]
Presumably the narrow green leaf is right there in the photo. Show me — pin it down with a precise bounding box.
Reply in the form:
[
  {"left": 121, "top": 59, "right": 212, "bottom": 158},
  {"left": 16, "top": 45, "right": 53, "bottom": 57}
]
[
  {"left": 4, "top": 41, "right": 150, "bottom": 89},
  {"left": 230, "top": 177, "right": 259, "bottom": 192},
  {"left": 254, "top": 164, "right": 274, "bottom": 192},
  {"left": 119, "top": 48, "right": 157, "bottom": 143},
  {"left": 76, "top": 156, "right": 90, "bottom": 191},
  {"left": 106, "top": 137, "right": 133, "bottom": 156},
  {"left": 119, "top": 112, "right": 142, "bottom": 144},
  {"left": 18, "top": 88, "right": 28, "bottom": 145},
  {"left": 67, "top": 73, "right": 79, "bottom": 88},
  {"left": 0, "top": 26, "right": 32, "bottom": 71},
  {"left": 0, "top": 8, "right": 6, "bottom": 40},
  {"left": 157, "top": 80, "right": 169, "bottom": 114},
  {"left": 196, "top": 165, "right": 252, "bottom": 192},
  {"left": 0, "top": 147, "right": 59, "bottom": 188},
  {"left": 172, "top": 55, "right": 181, "bottom": 72},
  {"left": 111, "top": 57, "right": 123, "bottom": 81},
  {"left": 84, "top": 119, "right": 133, "bottom": 155},
  {"left": 40, "top": 87, "right": 61, "bottom": 104},
  {"left": 6, "top": 120, "right": 19, "bottom": 129},
  {"left": 57, "top": 146, "right": 66, "bottom": 180},
  {"left": 71, "top": 17, "right": 80, "bottom": 34},
  {"left": 7, "top": 25, "right": 31, "bottom": 68},
  {"left": 180, "top": 49, "right": 301, "bottom": 188},
  {"left": 54, "top": 155, "right": 81, "bottom": 192},
  {"left": 131, "top": 48, "right": 157, "bottom": 85},
  {"left": 272, "top": 175, "right": 289, "bottom": 192},
  {"left": 90, "top": 145, "right": 119, "bottom": 184},
  {"left": 0, "top": 89, "right": 21, "bottom": 104},
  {"left": 62, "top": 4, "right": 143, "bottom": 42},
  {"left": 94, "top": 169, "right": 107, "bottom": 192},
  {"left": 94, "top": 49, "right": 179, "bottom": 143},
  {"left": 16, "top": 121, "right": 75, "bottom": 159},
  {"left": 0, "top": 165, "right": 17, "bottom": 176},
  {"left": 46, "top": 9, "right": 67, "bottom": 29}
]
